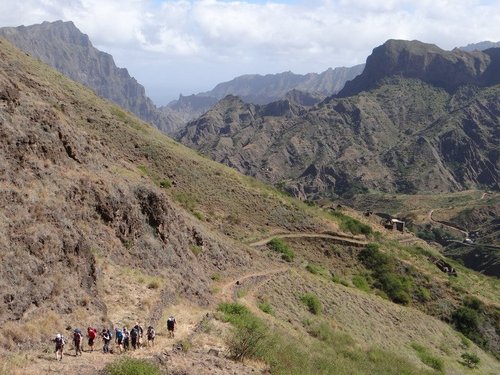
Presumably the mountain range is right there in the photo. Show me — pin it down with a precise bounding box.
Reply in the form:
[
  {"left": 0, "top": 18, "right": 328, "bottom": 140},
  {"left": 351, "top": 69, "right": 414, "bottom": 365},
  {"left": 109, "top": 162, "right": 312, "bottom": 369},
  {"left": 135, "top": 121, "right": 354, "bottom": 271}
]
[
  {"left": 0, "top": 20, "right": 364, "bottom": 134},
  {"left": 165, "top": 65, "right": 364, "bottom": 122},
  {"left": 1, "top": 31, "right": 499, "bottom": 374},
  {"left": 177, "top": 40, "right": 500, "bottom": 200}
]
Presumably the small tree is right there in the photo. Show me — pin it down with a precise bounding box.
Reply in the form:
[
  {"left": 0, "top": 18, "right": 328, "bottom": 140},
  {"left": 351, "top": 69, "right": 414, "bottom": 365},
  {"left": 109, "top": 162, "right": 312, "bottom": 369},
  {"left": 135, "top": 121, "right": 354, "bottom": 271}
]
[{"left": 227, "top": 317, "right": 267, "bottom": 361}]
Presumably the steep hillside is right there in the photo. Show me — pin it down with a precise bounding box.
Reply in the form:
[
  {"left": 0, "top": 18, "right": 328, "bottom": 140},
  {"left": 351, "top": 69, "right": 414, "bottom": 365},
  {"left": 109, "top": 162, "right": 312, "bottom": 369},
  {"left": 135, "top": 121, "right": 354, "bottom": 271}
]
[
  {"left": 1, "top": 39, "right": 499, "bottom": 375},
  {"left": 0, "top": 35, "right": 334, "bottom": 345},
  {"left": 165, "top": 65, "right": 364, "bottom": 122},
  {"left": 0, "top": 20, "right": 181, "bottom": 133}
]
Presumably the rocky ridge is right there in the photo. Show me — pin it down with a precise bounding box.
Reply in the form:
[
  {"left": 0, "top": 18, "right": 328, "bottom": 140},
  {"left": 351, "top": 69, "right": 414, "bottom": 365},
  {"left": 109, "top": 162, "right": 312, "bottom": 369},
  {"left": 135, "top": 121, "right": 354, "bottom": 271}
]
[
  {"left": 165, "top": 65, "right": 364, "bottom": 123},
  {"left": 0, "top": 20, "right": 182, "bottom": 133},
  {"left": 177, "top": 40, "right": 500, "bottom": 200}
]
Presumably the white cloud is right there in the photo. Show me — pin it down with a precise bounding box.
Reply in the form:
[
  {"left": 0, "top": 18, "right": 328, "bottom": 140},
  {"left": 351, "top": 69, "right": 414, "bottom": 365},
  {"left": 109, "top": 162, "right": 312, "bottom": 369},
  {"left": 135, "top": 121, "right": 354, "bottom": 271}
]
[{"left": 0, "top": 0, "right": 499, "bottom": 103}]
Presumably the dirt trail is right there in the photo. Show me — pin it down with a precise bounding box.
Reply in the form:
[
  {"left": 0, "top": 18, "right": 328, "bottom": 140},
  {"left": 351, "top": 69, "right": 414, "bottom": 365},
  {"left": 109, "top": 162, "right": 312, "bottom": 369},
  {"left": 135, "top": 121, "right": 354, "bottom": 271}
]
[
  {"left": 249, "top": 232, "right": 368, "bottom": 247},
  {"left": 428, "top": 209, "right": 468, "bottom": 237},
  {"left": 219, "top": 267, "right": 289, "bottom": 303}
]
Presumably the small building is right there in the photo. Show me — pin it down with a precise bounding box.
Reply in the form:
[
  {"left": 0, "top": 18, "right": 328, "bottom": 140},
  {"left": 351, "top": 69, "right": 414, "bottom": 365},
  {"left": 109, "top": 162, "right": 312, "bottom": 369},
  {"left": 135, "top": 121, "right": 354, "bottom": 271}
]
[{"left": 385, "top": 218, "right": 405, "bottom": 232}]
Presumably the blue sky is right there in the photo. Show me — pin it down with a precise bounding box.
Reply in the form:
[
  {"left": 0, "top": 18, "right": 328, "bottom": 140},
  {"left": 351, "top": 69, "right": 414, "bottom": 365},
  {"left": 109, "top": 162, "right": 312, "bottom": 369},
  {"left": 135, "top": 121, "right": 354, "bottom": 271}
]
[{"left": 1, "top": 0, "right": 499, "bottom": 104}]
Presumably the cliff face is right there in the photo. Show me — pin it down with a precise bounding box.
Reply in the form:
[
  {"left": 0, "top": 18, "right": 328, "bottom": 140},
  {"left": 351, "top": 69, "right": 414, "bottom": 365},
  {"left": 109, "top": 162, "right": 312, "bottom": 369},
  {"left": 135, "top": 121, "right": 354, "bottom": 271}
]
[
  {"left": 177, "top": 41, "right": 500, "bottom": 200},
  {"left": 339, "top": 40, "right": 500, "bottom": 97},
  {"left": 0, "top": 20, "right": 181, "bottom": 133}
]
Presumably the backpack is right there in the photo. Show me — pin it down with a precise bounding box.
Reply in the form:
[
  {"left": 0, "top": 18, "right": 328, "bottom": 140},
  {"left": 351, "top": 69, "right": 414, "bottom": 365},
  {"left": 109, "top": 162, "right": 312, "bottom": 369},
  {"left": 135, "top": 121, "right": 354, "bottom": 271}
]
[
  {"left": 55, "top": 336, "right": 64, "bottom": 346},
  {"left": 130, "top": 328, "right": 138, "bottom": 339},
  {"left": 116, "top": 330, "right": 123, "bottom": 340},
  {"left": 147, "top": 327, "right": 155, "bottom": 340},
  {"left": 167, "top": 317, "right": 175, "bottom": 329},
  {"left": 107, "top": 329, "right": 113, "bottom": 340},
  {"left": 88, "top": 328, "right": 96, "bottom": 339},
  {"left": 73, "top": 330, "right": 81, "bottom": 342}
]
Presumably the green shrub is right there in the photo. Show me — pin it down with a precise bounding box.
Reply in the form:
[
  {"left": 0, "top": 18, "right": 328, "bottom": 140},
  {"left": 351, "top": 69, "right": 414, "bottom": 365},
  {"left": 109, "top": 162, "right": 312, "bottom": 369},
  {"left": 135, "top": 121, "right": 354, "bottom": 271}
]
[
  {"left": 217, "top": 303, "right": 267, "bottom": 361},
  {"left": 105, "top": 357, "right": 161, "bottom": 375},
  {"left": 452, "top": 307, "right": 480, "bottom": 337},
  {"left": 268, "top": 238, "right": 295, "bottom": 262},
  {"left": 217, "top": 302, "right": 249, "bottom": 317},
  {"left": 174, "top": 192, "right": 197, "bottom": 212},
  {"left": 190, "top": 245, "right": 202, "bottom": 256},
  {"left": 410, "top": 343, "right": 444, "bottom": 372},
  {"left": 352, "top": 275, "right": 371, "bottom": 293},
  {"left": 193, "top": 211, "right": 204, "bottom": 220},
  {"left": 258, "top": 302, "right": 273, "bottom": 314},
  {"left": 358, "top": 244, "right": 413, "bottom": 305},
  {"left": 211, "top": 273, "right": 221, "bottom": 281},
  {"left": 306, "top": 263, "right": 330, "bottom": 278},
  {"left": 159, "top": 178, "right": 172, "bottom": 188},
  {"left": 460, "top": 352, "right": 480, "bottom": 368},
  {"left": 301, "top": 293, "right": 322, "bottom": 315},
  {"left": 416, "top": 287, "right": 431, "bottom": 302},
  {"left": 463, "top": 296, "right": 484, "bottom": 312},
  {"left": 330, "top": 211, "right": 372, "bottom": 235}
]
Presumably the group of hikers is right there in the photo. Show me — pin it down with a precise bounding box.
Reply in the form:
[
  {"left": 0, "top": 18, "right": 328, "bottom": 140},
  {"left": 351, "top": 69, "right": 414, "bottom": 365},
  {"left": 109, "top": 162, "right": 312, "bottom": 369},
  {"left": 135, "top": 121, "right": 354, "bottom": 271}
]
[{"left": 53, "top": 316, "right": 177, "bottom": 361}]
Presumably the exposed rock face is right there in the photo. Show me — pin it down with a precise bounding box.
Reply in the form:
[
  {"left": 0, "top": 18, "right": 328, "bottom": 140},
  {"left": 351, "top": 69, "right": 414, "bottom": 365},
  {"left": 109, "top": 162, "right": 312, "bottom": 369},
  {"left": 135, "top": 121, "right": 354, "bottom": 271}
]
[
  {"left": 177, "top": 41, "right": 500, "bottom": 200},
  {"left": 339, "top": 39, "right": 500, "bottom": 97},
  {"left": 0, "top": 20, "right": 182, "bottom": 133},
  {"left": 166, "top": 65, "right": 364, "bottom": 122}
]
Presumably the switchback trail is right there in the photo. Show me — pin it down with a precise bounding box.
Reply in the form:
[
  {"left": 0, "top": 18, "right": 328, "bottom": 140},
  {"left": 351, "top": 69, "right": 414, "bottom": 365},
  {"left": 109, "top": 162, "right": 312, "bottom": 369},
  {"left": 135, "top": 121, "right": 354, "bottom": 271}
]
[
  {"left": 220, "top": 267, "right": 289, "bottom": 303},
  {"left": 248, "top": 232, "right": 368, "bottom": 248},
  {"left": 428, "top": 209, "right": 468, "bottom": 237}
]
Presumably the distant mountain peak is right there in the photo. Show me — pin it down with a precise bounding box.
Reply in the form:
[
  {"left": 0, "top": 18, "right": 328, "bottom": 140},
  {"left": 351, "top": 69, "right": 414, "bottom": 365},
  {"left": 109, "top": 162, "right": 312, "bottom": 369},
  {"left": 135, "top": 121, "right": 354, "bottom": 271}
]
[
  {"left": 0, "top": 20, "right": 181, "bottom": 133},
  {"left": 339, "top": 39, "right": 500, "bottom": 97}
]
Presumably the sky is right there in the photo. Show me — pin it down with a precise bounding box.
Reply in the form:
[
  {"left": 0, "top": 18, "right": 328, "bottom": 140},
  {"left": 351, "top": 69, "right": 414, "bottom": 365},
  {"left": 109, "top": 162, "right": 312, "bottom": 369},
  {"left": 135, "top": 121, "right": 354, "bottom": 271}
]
[{"left": 1, "top": 0, "right": 499, "bottom": 105}]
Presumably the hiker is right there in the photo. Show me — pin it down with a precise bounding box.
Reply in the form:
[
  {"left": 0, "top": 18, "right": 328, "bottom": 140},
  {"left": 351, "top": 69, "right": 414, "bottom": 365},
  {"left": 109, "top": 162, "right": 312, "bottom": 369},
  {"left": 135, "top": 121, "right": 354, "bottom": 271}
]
[
  {"left": 147, "top": 325, "right": 156, "bottom": 347},
  {"left": 123, "top": 327, "right": 130, "bottom": 351},
  {"left": 73, "top": 328, "right": 83, "bottom": 356},
  {"left": 167, "top": 316, "right": 176, "bottom": 338},
  {"left": 130, "top": 326, "right": 139, "bottom": 350},
  {"left": 133, "top": 322, "right": 144, "bottom": 348},
  {"left": 115, "top": 327, "right": 124, "bottom": 354},
  {"left": 101, "top": 328, "right": 111, "bottom": 353},
  {"left": 87, "top": 327, "right": 97, "bottom": 352},
  {"left": 53, "top": 333, "right": 65, "bottom": 361}
]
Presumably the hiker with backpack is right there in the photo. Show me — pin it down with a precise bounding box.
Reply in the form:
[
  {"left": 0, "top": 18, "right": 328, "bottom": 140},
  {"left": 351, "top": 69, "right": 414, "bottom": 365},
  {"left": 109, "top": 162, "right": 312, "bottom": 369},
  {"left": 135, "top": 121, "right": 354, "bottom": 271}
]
[
  {"left": 130, "top": 326, "right": 139, "bottom": 350},
  {"left": 123, "top": 327, "right": 130, "bottom": 351},
  {"left": 115, "top": 327, "right": 124, "bottom": 354},
  {"left": 87, "top": 327, "right": 97, "bottom": 352},
  {"left": 101, "top": 328, "right": 111, "bottom": 353},
  {"left": 147, "top": 325, "right": 156, "bottom": 347},
  {"left": 73, "top": 328, "right": 83, "bottom": 356},
  {"left": 133, "top": 322, "right": 144, "bottom": 348},
  {"left": 53, "top": 333, "right": 65, "bottom": 361},
  {"left": 167, "top": 316, "right": 176, "bottom": 338}
]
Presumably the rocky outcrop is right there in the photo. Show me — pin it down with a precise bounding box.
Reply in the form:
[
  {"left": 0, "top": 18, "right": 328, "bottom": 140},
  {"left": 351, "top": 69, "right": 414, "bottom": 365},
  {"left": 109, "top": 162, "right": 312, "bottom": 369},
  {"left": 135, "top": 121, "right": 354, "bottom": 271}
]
[
  {"left": 0, "top": 20, "right": 182, "bottom": 133},
  {"left": 339, "top": 39, "right": 500, "bottom": 97}
]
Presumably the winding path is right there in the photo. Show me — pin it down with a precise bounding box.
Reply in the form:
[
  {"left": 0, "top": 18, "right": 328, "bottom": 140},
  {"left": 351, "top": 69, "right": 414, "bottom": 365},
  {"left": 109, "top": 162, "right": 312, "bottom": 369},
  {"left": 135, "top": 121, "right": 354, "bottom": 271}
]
[
  {"left": 428, "top": 209, "right": 468, "bottom": 237},
  {"left": 248, "top": 232, "right": 368, "bottom": 248}
]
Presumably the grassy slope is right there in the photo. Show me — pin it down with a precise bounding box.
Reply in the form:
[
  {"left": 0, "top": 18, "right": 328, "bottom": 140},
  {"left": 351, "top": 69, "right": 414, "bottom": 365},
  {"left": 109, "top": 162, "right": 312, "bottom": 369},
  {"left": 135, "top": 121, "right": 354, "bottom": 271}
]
[{"left": 0, "top": 39, "right": 498, "bottom": 374}]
